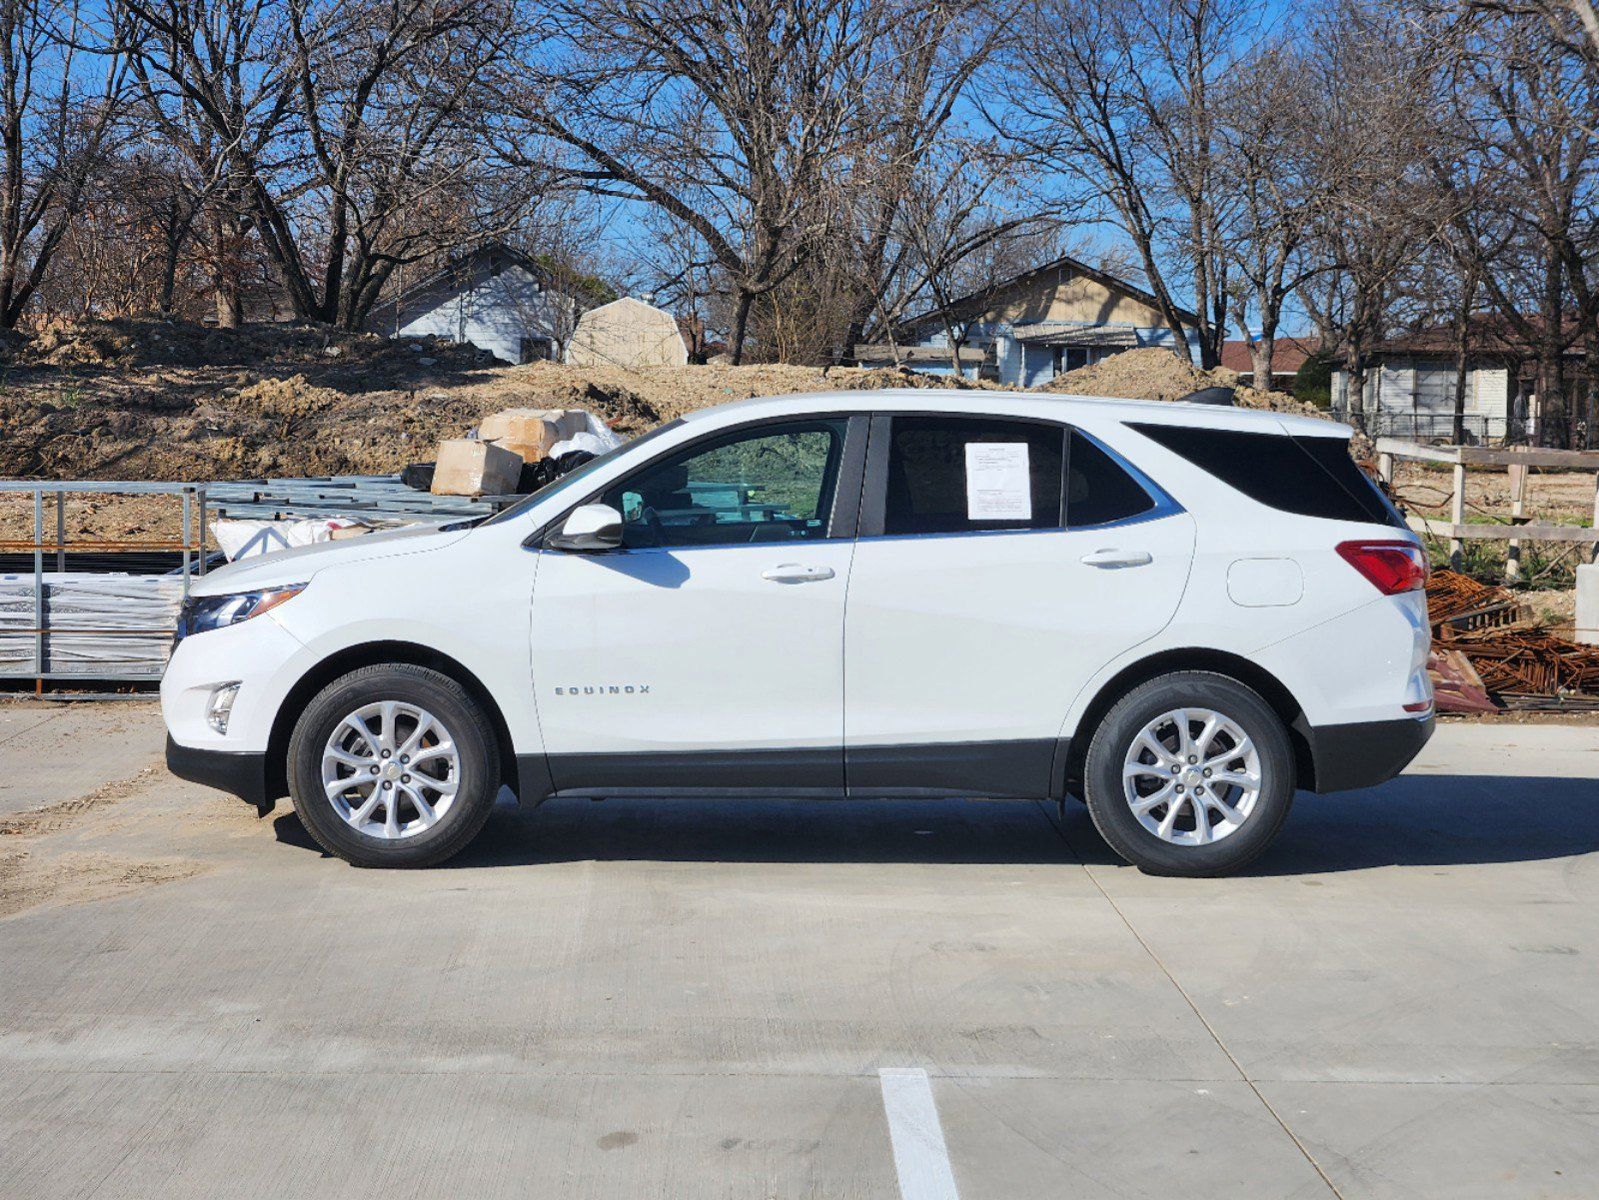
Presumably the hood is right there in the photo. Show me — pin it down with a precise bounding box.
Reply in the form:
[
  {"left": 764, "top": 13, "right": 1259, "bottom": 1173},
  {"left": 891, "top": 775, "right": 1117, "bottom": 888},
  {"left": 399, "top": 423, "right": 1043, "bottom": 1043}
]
[{"left": 191, "top": 522, "right": 471, "bottom": 595}]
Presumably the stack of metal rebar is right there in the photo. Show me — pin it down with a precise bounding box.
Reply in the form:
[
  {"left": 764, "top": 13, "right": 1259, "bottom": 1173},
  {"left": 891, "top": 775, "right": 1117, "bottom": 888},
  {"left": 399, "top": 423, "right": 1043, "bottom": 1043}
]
[{"left": 1427, "top": 570, "right": 1599, "bottom": 710}]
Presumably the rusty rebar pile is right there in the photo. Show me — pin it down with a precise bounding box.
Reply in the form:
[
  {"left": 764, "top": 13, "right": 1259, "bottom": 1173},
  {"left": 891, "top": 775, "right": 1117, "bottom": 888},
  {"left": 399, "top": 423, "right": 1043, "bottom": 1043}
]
[{"left": 1426, "top": 569, "right": 1599, "bottom": 705}]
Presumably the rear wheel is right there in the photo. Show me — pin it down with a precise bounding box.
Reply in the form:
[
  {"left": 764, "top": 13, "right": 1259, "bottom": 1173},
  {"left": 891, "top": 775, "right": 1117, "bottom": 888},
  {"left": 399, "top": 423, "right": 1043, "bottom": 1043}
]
[
  {"left": 1083, "top": 671, "right": 1294, "bottom": 876},
  {"left": 287, "top": 664, "right": 500, "bottom": 867}
]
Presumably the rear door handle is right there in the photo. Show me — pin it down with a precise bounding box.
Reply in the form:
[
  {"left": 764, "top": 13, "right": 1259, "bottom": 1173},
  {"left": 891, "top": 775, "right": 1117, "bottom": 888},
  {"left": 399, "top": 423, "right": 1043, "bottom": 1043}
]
[
  {"left": 761, "top": 563, "right": 836, "bottom": 583},
  {"left": 1079, "top": 548, "right": 1153, "bottom": 568}
]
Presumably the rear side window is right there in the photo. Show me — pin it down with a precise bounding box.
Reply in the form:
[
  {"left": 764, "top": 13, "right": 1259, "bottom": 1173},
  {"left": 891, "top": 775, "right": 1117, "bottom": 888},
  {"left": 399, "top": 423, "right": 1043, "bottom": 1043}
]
[
  {"left": 882, "top": 416, "right": 1064, "bottom": 535},
  {"left": 1128, "top": 424, "right": 1403, "bottom": 526},
  {"left": 1067, "top": 430, "right": 1156, "bottom": 527}
]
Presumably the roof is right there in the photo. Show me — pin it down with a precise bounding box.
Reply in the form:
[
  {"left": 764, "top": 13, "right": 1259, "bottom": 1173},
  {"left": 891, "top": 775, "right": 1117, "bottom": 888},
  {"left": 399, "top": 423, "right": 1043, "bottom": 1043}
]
[
  {"left": 375, "top": 242, "right": 559, "bottom": 316},
  {"left": 678, "top": 388, "right": 1344, "bottom": 439},
  {"left": 902, "top": 254, "right": 1202, "bottom": 330},
  {"left": 1361, "top": 314, "right": 1585, "bottom": 361},
  {"left": 1221, "top": 337, "right": 1316, "bottom": 377}
]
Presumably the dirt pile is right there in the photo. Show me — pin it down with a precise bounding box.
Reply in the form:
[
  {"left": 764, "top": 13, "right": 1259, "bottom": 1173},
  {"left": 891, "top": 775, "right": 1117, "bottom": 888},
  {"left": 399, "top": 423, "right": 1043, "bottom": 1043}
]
[
  {"left": 1040, "top": 347, "right": 1314, "bottom": 413},
  {"left": 6, "top": 316, "right": 497, "bottom": 374}
]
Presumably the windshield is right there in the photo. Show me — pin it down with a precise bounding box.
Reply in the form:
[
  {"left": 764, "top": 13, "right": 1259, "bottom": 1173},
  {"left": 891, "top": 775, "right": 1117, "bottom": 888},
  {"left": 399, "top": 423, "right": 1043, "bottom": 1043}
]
[{"left": 477, "top": 418, "right": 686, "bottom": 528}]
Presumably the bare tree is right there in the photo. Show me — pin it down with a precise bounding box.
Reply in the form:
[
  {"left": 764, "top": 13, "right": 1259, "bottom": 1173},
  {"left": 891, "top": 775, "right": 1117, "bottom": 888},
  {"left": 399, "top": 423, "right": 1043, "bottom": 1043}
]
[
  {"left": 0, "top": 0, "right": 130, "bottom": 328},
  {"left": 121, "top": 0, "right": 525, "bottom": 329},
  {"left": 505, "top": 0, "right": 908, "bottom": 363},
  {"left": 1296, "top": 0, "right": 1449, "bottom": 424},
  {"left": 1217, "top": 41, "right": 1330, "bottom": 389},
  {"left": 995, "top": 0, "right": 1258, "bottom": 367},
  {"left": 1427, "top": 3, "right": 1599, "bottom": 446}
]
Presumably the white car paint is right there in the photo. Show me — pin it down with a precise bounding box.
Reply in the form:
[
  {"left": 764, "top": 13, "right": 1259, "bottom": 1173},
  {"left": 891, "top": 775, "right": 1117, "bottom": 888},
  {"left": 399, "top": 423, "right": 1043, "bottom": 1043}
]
[{"left": 162, "top": 388, "right": 1433, "bottom": 834}]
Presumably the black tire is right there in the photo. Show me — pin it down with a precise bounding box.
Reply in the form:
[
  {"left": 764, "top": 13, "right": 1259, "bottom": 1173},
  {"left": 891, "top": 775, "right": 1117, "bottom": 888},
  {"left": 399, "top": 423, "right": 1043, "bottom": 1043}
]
[
  {"left": 286, "top": 664, "right": 500, "bottom": 867},
  {"left": 1082, "top": 671, "right": 1294, "bottom": 877}
]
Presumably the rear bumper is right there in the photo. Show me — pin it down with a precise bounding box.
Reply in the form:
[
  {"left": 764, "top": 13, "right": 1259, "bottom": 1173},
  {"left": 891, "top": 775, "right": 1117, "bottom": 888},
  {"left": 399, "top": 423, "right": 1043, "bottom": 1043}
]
[
  {"left": 1305, "top": 714, "right": 1435, "bottom": 794},
  {"left": 166, "top": 736, "right": 274, "bottom": 815}
]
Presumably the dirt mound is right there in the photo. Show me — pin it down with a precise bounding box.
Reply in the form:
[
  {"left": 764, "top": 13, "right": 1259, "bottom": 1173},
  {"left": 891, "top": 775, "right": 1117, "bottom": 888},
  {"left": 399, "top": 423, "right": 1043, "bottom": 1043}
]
[
  {"left": 227, "top": 375, "right": 344, "bottom": 420},
  {"left": 6, "top": 316, "right": 499, "bottom": 376},
  {"left": 1041, "top": 346, "right": 1316, "bottom": 414},
  {"left": 1039, "top": 346, "right": 1366, "bottom": 453}
]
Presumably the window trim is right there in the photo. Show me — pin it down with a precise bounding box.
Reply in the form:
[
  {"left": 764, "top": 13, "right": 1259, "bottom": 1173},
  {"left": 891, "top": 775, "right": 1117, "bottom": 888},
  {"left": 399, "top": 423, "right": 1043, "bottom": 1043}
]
[
  {"left": 1066, "top": 426, "right": 1185, "bottom": 530},
  {"left": 857, "top": 411, "right": 1071, "bottom": 540},
  {"left": 533, "top": 412, "right": 870, "bottom": 552},
  {"left": 857, "top": 412, "right": 1187, "bottom": 540}
]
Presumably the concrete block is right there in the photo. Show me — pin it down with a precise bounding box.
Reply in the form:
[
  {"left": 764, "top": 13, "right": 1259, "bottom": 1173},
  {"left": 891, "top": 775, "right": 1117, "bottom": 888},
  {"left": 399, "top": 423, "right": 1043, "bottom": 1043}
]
[{"left": 1577, "top": 563, "right": 1599, "bottom": 645}]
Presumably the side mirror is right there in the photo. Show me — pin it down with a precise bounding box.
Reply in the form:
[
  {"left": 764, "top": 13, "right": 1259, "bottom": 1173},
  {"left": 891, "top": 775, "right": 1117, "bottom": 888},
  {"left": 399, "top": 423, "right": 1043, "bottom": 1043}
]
[{"left": 547, "top": 503, "right": 624, "bottom": 552}]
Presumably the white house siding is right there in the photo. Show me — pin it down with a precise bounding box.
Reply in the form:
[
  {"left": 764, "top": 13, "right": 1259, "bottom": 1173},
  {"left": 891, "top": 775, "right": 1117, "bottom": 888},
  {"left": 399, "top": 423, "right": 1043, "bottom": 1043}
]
[
  {"left": 1333, "top": 362, "right": 1511, "bottom": 433},
  {"left": 390, "top": 264, "right": 571, "bottom": 364}
]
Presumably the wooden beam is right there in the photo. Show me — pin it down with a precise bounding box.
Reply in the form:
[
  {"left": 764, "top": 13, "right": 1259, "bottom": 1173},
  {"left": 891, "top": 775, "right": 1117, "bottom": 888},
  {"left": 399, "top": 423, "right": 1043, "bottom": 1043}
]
[
  {"left": 1375, "top": 438, "right": 1599, "bottom": 470},
  {"left": 1408, "top": 516, "right": 1599, "bottom": 543}
]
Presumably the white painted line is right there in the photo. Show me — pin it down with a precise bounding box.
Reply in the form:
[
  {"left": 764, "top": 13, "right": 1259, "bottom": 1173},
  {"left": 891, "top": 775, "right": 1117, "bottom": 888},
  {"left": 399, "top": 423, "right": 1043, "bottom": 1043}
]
[{"left": 878, "top": 1067, "right": 961, "bottom": 1200}]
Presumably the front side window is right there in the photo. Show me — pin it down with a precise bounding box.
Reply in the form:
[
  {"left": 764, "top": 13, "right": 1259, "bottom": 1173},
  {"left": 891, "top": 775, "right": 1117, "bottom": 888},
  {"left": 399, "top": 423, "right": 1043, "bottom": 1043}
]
[
  {"left": 602, "top": 419, "right": 848, "bottom": 549},
  {"left": 881, "top": 416, "right": 1065, "bottom": 536}
]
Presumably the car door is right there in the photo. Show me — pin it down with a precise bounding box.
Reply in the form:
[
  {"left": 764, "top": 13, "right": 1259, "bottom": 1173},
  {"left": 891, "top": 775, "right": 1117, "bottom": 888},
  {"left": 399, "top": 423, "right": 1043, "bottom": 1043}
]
[
  {"left": 530, "top": 415, "right": 866, "bottom": 795},
  {"left": 843, "top": 413, "right": 1196, "bottom": 798}
]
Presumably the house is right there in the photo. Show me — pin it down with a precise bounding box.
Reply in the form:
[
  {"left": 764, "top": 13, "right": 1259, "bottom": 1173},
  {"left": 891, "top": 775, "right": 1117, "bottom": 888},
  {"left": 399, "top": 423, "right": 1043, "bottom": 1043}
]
[
  {"left": 1330, "top": 318, "right": 1586, "bottom": 443},
  {"left": 1220, "top": 336, "right": 1316, "bottom": 390},
  {"left": 566, "top": 296, "right": 690, "bottom": 369},
  {"left": 859, "top": 256, "right": 1202, "bottom": 387},
  {"left": 367, "top": 243, "right": 575, "bottom": 365}
]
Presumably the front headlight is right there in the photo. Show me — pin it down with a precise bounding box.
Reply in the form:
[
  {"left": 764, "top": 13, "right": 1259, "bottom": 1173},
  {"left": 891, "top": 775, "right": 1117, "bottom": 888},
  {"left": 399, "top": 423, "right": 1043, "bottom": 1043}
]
[{"left": 175, "top": 584, "right": 306, "bottom": 644}]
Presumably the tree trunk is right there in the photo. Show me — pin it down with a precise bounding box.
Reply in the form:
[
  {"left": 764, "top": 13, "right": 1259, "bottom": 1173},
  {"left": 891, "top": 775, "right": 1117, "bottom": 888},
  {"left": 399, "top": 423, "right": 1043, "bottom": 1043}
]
[
  {"left": 729, "top": 289, "right": 755, "bottom": 365},
  {"left": 1250, "top": 336, "right": 1274, "bottom": 392},
  {"left": 1451, "top": 319, "right": 1469, "bottom": 446}
]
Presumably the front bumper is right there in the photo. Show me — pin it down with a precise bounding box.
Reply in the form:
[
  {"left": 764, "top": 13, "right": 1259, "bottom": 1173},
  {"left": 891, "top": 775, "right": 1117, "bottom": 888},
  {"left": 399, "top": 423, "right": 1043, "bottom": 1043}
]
[
  {"left": 1305, "top": 713, "right": 1435, "bottom": 794},
  {"left": 166, "top": 736, "right": 274, "bottom": 815}
]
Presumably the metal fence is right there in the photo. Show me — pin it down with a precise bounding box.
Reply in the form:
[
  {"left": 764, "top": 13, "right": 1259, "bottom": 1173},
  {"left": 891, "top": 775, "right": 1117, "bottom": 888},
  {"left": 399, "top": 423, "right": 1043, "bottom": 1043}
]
[
  {"left": 0, "top": 482, "right": 206, "bottom": 690},
  {"left": 1330, "top": 407, "right": 1592, "bottom": 449}
]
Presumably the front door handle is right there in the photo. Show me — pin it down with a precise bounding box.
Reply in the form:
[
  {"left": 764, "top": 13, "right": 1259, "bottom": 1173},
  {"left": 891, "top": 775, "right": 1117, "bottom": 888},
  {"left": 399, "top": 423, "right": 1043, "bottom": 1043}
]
[
  {"left": 1080, "top": 548, "right": 1153, "bottom": 568},
  {"left": 761, "top": 564, "right": 836, "bottom": 584}
]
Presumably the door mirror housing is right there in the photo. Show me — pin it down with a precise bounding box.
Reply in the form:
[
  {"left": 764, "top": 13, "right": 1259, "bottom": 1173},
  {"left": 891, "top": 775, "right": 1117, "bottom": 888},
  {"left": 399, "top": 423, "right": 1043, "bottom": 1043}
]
[{"left": 548, "top": 503, "right": 624, "bottom": 552}]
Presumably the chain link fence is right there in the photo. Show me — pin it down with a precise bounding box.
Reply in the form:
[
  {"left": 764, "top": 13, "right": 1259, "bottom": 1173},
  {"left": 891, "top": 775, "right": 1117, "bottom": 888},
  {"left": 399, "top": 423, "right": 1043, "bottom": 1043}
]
[{"left": 1330, "top": 407, "right": 1593, "bottom": 449}]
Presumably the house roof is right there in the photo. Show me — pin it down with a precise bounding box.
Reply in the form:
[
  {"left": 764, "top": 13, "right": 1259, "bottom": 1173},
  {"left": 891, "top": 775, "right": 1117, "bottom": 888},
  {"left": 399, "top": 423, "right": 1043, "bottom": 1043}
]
[
  {"left": 373, "top": 242, "right": 562, "bottom": 320},
  {"left": 1221, "top": 336, "right": 1316, "bottom": 377},
  {"left": 903, "top": 254, "right": 1201, "bottom": 330},
  {"left": 1361, "top": 314, "right": 1584, "bottom": 361}
]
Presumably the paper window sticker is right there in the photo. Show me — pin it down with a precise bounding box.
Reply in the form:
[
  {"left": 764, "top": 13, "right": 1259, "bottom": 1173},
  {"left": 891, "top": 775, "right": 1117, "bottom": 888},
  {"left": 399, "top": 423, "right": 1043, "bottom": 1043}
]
[{"left": 965, "top": 442, "right": 1031, "bottom": 521}]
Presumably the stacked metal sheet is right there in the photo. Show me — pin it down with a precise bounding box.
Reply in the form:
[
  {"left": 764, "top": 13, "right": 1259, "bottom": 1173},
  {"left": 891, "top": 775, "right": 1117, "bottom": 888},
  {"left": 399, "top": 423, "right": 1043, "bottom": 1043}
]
[
  {"left": 0, "top": 573, "right": 184, "bottom": 679},
  {"left": 205, "top": 475, "right": 517, "bottom": 521}
]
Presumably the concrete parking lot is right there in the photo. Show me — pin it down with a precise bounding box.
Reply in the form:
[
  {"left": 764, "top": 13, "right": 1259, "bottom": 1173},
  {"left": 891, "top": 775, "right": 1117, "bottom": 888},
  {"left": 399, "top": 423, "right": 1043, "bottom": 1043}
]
[{"left": 2, "top": 703, "right": 1597, "bottom": 1199}]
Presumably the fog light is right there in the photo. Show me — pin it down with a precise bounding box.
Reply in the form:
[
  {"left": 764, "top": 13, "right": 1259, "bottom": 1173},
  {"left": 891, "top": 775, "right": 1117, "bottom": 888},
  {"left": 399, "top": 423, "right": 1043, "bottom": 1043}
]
[{"left": 206, "top": 683, "right": 241, "bottom": 735}]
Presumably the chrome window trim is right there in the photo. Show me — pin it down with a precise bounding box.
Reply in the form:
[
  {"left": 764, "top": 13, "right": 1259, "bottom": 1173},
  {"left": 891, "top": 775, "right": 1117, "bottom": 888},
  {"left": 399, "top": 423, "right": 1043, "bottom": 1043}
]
[{"left": 1067, "top": 426, "right": 1186, "bottom": 531}]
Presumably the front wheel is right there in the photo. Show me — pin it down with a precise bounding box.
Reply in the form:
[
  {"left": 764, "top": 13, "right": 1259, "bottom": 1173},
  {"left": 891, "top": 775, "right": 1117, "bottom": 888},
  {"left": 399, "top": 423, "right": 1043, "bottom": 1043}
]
[
  {"left": 1083, "top": 671, "right": 1295, "bottom": 877},
  {"left": 287, "top": 664, "right": 501, "bottom": 867}
]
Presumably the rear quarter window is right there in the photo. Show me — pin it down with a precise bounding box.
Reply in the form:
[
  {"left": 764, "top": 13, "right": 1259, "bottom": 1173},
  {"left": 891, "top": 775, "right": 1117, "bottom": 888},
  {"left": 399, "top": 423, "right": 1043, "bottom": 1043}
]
[{"left": 1128, "top": 423, "right": 1403, "bottom": 527}]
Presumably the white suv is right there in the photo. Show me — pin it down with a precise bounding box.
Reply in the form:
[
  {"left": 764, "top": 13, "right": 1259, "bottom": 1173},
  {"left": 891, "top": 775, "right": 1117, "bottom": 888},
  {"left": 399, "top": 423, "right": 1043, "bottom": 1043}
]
[{"left": 163, "top": 390, "right": 1434, "bottom": 875}]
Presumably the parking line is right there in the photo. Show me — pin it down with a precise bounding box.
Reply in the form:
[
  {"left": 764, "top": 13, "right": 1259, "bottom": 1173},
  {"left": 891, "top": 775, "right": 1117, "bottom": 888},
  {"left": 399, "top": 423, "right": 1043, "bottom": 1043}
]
[{"left": 878, "top": 1067, "right": 961, "bottom": 1200}]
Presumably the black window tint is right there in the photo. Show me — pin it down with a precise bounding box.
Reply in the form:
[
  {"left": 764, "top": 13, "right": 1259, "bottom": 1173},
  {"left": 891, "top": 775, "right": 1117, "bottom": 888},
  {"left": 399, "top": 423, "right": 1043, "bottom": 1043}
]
[
  {"left": 1129, "top": 424, "right": 1402, "bottom": 527},
  {"left": 882, "top": 416, "right": 1064, "bottom": 535},
  {"left": 1067, "top": 430, "right": 1156, "bottom": 526},
  {"left": 1293, "top": 435, "right": 1407, "bottom": 527},
  {"left": 603, "top": 419, "right": 847, "bottom": 548}
]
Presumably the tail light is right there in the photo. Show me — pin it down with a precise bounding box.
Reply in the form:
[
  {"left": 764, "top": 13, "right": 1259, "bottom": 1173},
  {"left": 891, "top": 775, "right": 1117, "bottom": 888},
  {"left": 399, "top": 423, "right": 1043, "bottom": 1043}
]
[{"left": 1336, "top": 540, "right": 1429, "bottom": 595}]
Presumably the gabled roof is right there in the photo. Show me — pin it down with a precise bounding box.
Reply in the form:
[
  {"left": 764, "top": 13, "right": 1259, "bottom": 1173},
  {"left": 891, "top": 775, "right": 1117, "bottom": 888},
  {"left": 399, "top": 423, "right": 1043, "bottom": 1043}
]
[
  {"left": 379, "top": 242, "right": 557, "bottom": 313},
  {"left": 903, "top": 254, "right": 1201, "bottom": 329},
  {"left": 1221, "top": 336, "right": 1316, "bottom": 376}
]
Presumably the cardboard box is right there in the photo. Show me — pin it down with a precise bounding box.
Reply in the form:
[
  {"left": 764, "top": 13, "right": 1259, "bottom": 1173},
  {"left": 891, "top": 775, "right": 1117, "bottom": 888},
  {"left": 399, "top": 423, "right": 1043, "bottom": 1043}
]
[
  {"left": 431, "top": 439, "right": 523, "bottom": 497},
  {"left": 479, "top": 408, "right": 589, "bottom": 462}
]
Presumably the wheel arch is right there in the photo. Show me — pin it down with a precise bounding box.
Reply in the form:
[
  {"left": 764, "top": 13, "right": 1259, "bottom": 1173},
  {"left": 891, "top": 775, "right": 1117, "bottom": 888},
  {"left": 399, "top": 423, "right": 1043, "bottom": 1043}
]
[
  {"left": 265, "top": 640, "right": 519, "bottom": 804},
  {"left": 1064, "top": 648, "right": 1316, "bottom": 794}
]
